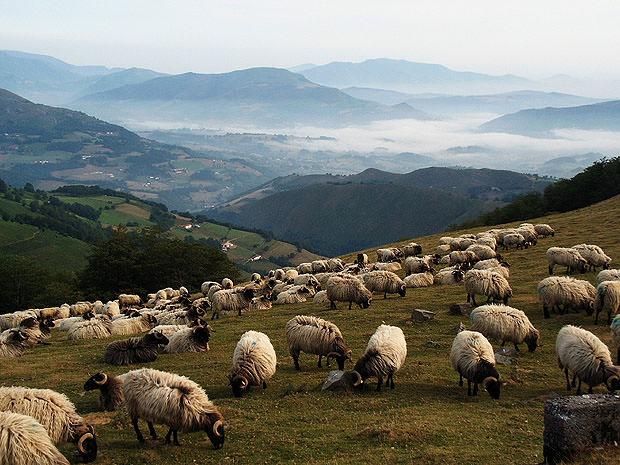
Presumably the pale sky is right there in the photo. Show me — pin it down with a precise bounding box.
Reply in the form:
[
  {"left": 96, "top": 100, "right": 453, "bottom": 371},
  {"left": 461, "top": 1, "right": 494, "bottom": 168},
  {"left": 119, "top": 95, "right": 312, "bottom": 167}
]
[{"left": 1, "top": 0, "right": 619, "bottom": 79}]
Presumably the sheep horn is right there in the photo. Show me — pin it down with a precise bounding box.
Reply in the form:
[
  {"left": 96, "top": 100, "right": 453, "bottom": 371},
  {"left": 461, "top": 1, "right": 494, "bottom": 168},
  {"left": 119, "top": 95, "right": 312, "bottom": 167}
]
[
  {"left": 240, "top": 378, "right": 248, "bottom": 388},
  {"left": 212, "top": 419, "right": 224, "bottom": 437},
  {"left": 352, "top": 371, "right": 363, "bottom": 387},
  {"left": 77, "top": 432, "right": 94, "bottom": 453},
  {"left": 95, "top": 373, "right": 108, "bottom": 385}
]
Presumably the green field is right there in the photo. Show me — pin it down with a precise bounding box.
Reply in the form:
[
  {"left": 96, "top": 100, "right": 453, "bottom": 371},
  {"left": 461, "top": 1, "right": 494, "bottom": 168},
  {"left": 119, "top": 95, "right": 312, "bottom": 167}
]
[{"left": 2, "top": 196, "right": 619, "bottom": 464}]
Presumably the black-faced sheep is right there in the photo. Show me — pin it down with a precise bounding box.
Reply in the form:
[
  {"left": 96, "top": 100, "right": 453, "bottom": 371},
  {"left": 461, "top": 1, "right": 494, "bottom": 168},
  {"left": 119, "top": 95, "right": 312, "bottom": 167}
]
[
  {"left": 469, "top": 304, "right": 539, "bottom": 352},
  {"left": 572, "top": 244, "right": 612, "bottom": 271},
  {"left": 361, "top": 270, "right": 406, "bottom": 299},
  {"left": 537, "top": 276, "right": 596, "bottom": 319},
  {"left": 0, "top": 328, "right": 29, "bottom": 357},
  {"left": 547, "top": 247, "right": 587, "bottom": 275},
  {"left": 434, "top": 267, "right": 465, "bottom": 285},
  {"left": 356, "top": 253, "right": 369, "bottom": 267},
  {"left": 464, "top": 269, "right": 512, "bottom": 306},
  {"left": 165, "top": 325, "right": 212, "bottom": 353},
  {"left": 229, "top": 330, "right": 277, "bottom": 397},
  {"left": 597, "top": 269, "right": 620, "bottom": 284},
  {"left": 450, "top": 330, "right": 501, "bottom": 399},
  {"left": 354, "top": 324, "right": 406, "bottom": 391},
  {"left": 111, "top": 313, "right": 158, "bottom": 336},
  {"left": 104, "top": 331, "right": 169, "bottom": 365},
  {"left": 534, "top": 223, "right": 555, "bottom": 237},
  {"left": 403, "top": 256, "right": 431, "bottom": 275},
  {"left": 83, "top": 372, "right": 126, "bottom": 411},
  {"left": 594, "top": 280, "right": 620, "bottom": 325},
  {"left": 326, "top": 275, "right": 372, "bottom": 310}
]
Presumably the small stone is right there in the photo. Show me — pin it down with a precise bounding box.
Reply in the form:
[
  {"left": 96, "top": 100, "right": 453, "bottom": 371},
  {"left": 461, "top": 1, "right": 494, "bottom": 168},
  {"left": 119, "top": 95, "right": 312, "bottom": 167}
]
[
  {"left": 425, "top": 340, "right": 440, "bottom": 348},
  {"left": 411, "top": 308, "right": 435, "bottom": 322},
  {"left": 449, "top": 303, "right": 472, "bottom": 316},
  {"left": 494, "top": 353, "right": 514, "bottom": 365}
]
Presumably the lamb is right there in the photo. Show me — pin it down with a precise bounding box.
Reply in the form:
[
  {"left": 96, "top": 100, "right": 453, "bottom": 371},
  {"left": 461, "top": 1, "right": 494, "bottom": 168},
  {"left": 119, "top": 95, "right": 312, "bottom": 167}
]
[
  {"left": 434, "top": 267, "right": 465, "bottom": 285},
  {"left": 285, "top": 315, "right": 351, "bottom": 370},
  {"left": 534, "top": 223, "right": 555, "bottom": 237},
  {"left": 469, "top": 304, "right": 539, "bottom": 352},
  {"left": 0, "top": 411, "right": 70, "bottom": 465},
  {"left": 83, "top": 372, "right": 126, "bottom": 411},
  {"left": 611, "top": 315, "right": 620, "bottom": 364},
  {"left": 466, "top": 244, "right": 497, "bottom": 260},
  {"left": 597, "top": 269, "right": 620, "bottom": 284},
  {"left": 402, "top": 242, "right": 422, "bottom": 257},
  {"left": 502, "top": 233, "right": 529, "bottom": 250},
  {"left": 572, "top": 244, "right": 612, "bottom": 271},
  {"left": 556, "top": 325, "right": 620, "bottom": 394},
  {"left": 361, "top": 270, "right": 406, "bottom": 299},
  {"left": 229, "top": 331, "right": 277, "bottom": 397},
  {"left": 275, "top": 286, "right": 313, "bottom": 305},
  {"left": 111, "top": 313, "right": 158, "bottom": 336},
  {"left": 547, "top": 247, "right": 587, "bottom": 275},
  {"left": 404, "top": 271, "right": 434, "bottom": 288},
  {"left": 594, "top": 280, "right": 620, "bottom": 325},
  {"left": 404, "top": 256, "right": 431, "bottom": 275},
  {"left": 449, "top": 250, "right": 478, "bottom": 267},
  {"left": 0, "top": 329, "right": 29, "bottom": 357},
  {"left": 537, "top": 276, "right": 596, "bottom": 319},
  {"left": 211, "top": 286, "right": 255, "bottom": 319},
  {"left": 0, "top": 386, "right": 97, "bottom": 462},
  {"left": 464, "top": 269, "right": 513, "bottom": 306},
  {"left": 450, "top": 330, "right": 501, "bottom": 399},
  {"left": 354, "top": 324, "right": 407, "bottom": 391},
  {"left": 165, "top": 324, "right": 212, "bottom": 353},
  {"left": 376, "top": 248, "right": 402, "bottom": 263},
  {"left": 123, "top": 368, "right": 225, "bottom": 448},
  {"left": 104, "top": 331, "right": 169, "bottom": 365},
  {"left": 118, "top": 294, "right": 141, "bottom": 309},
  {"left": 68, "top": 315, "right": 112, "bottom": 340},
  {"left": 326, "top": 275, "right": 372, "bottom": 310}
]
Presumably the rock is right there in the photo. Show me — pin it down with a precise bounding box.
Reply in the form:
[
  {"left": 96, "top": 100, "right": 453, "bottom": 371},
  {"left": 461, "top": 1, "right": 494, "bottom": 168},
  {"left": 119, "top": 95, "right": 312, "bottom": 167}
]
[
  {"left": 450, "top": 303, "right": 472, "bottom": 316},
  {"left": 494, "top": 354, "right": 515, "bottom": 365},
  {"left": 411, "top": 309, "right": 435, "bottom": 322},
  {"left": 322, "top": 370, "right": 363, "bottom": 392},
  {"left": 543, "top": 394, "right": 620, "bottom": 464}
]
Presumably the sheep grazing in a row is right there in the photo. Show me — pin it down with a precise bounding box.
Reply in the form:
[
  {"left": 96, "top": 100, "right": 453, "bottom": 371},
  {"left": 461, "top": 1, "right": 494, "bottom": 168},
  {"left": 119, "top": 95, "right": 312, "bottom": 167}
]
[
  {"left": 104, "top": 331, "right": 169, "bottom": 365},
  {"left": 354, "top": 324, "right": 406, "bottom": 391},
  {"left": 0, "top": 328, "right": 29, "bottom": 357},
  {"left": 404, "top": 271, "right": 434, "bottom": 288},
  {"left": 546, "top": 247, "right": 587, "bottom": 275},
  {"left": 502, "top": 233, "right": 529, "bottom": 250},
  {"left": 594, "top": 280, "right": 620, "bottom": 325},
  {"left": 83, "top": 372, "right": 126, "bottom": 411},
  {"left": 464, "top": 269, "right": 512, "bottom": 306},
  {"left": 537, "top": 276, "right": 596, "bottom": 319},
  {"left": 361, "top": 270, "right": 406, "bottom": 299},
  {"left": 123, "top": 368, "right": 225, "bottom": 448},
  {"left": 556, "top": 325, "right": 620, "bottom": 394},
  {"left": 598, "top": 269, "right": 620, "bottom": 284},
  {"left": 450, "top": 330, "right": 501, "bottom": 399},
  {"left": 285, "top": 315, "right": 351, "bottom": 370},
  {"left": 572, "top": 243, "right": 612, "bottom": 271},
  {"left": 165, "top": 324, "right": 212, "bottom": 354},
  {"left": 211, "top": 286, "right": 256, "bottom": 319},
  {"left": 469, "top": 304, "right": 539, "bottom": 352},
  {"left": 0, "top": 386, "right": 97, "bottom": 462},
  {"left": 229, "top": 331, "right": 277, "bottom": 397},
  {"left": 326, "top": 275, "right": 372, "bottom": 310}
]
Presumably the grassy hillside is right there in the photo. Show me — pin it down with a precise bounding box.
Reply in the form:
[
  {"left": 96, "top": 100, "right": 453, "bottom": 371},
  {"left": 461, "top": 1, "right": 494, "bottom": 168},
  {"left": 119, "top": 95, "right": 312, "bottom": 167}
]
[{"left": 2, "top": 195, "right": 619, "bottom": 464}]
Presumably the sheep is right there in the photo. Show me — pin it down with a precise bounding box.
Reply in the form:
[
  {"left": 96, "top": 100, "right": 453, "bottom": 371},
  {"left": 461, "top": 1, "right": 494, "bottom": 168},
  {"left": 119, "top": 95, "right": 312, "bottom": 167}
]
[
  {"left": 434, "top": 267, "right": 465, "bottom": 285},
  {"left": 57, "top": 313, "right": 95, "bottom": 331},
  {"left": 475, "top": 235, "right": 497, "bottom": 250},
  {"left": 123, "top": 368, "right": 225, "bottom": 448},
  {"left": 275, "top": 286, "right": 313, "bottom": 305},
  {"left": 572, "top": 244, "right": 612, "bottom": 271},
  {"left": 285, "top": 315, "right": 351, "bottom": 371},
  {"left": 313, "top": 290, "right": 331, "bottom": 307},
  {"left": 402, "top": 242, "right": 422, "bottom": 257},
  {"left": 0, "top": 386, "right": 97, "bottom": 462},
  {"left": 201, "top": 281, "right": 219, "bottom": 296},
  {"left": 155, "top": 307, "right": 205, "bottom": 326},
  {"left": 0, "top": 329, "right": 29, "bottom": 357},
  {"left": 534, "top": 223, "right": 555, "bottom": 237},
  {"left": 514, "top": 226, "right": 538, "bottom": 245},
  {"left": 38, "top": 306, "right": 64, "bottom": 320},
  {"left": 104, "top": 331, "right": 169, "bottom": 365},
  {"left": 211, "top": 286, "right": 255, "bottom": 319},
  {"left": 450, "top": 330, "right": 501, "bottom": 399},
  {"left": 594, "top": 280, "right": 620, "bottom": 325},
  {"left": 297, "top": 262, "right": 313, "bottom": 274},
  {"left": 250, "top": 273, "right": 262, "bottom": 284},
  {"left": 221, "top": 278, "right": 234, "bottom": 289},
  {"left": 16, "top": 316, "right": 44, "bottom": 348},
  {"left": 487, "top": 265, "right": 510, "bottom": 279},
  {"left": 150, "top": 324, "right": 189, "bottom": 337},
  {"left": 464, "top": 269, "right": 512, "bottom": 306},
  {"left": 83, "top": 372, "right": 126, "bottom": 411},
  {"left": 597, "top": 269, "right": 620, "bottom": 284},
  {"left": 70, "top": 301, "right": 92, "bottom": 316},
  {"left": 103, "top": 300, "right": 120, "bottom": 318},
  {"left": 326, "top": 275, "right": 372, "bottom": 310},
  {"left": 284, "top": 269, "right": 299, "bottom": 283},
  {"left": 356, "top": 253, "right": 369, "bottom": 266},
  {"left": 111, "top": 313, "right": 158, "bottom": 336},
  {"left": 376, "top": 248, "right": 401, "bottom": 263},
  {"left": 473, "top": 258, "right": 510, "bottom": 271},
  {"left": 466, "top": 244, "right": 497, "bottom": 260},
  {"left": 453, "top": 237, "right": 477, "bottom": 251},
  {"left": 293, "top": 273, "right": 321, "bottom": 289},
  {"left": 206, "top": 283, "right": 223, "bottom": 303},
  {"left": 249, "top": 295, "right": 272, "bottom": 311},
  {"left": 68, "top": 315, "right": 112, "bottom": 340},
  {"left": 502, "top": 233, "right": 529, "bottom": 250},
  {"left": 271, "top": 282, "right": 291, "bottom": 296},
  {"left": 469, "top": 304, "right": 539, "bottom": 352},
  {"left": 165, "top": 324, "right": 212, "bottom": 353},
  {"left": 0, "top": 310, "right": 37, "bottom": 331},
  {"left": 449, "top": 250, "right": 478, "bottom": 267},
  {"left": 361, "top": 270, "right": 406, "bottom": 299},
  {"left": 404, "top": 256, "right": 431, "bottom": 275},
  {"left": 435, "top": 244, "right": 452, "bottom": 256},
  {"left": 118, "top": 294, "right": 141, "bottom": 309},
  {"left": 369, "top": 262, "right": 402, "bottom": 272},
  {"left": 354, "top": 324, "right": 406, "bottom": 391},
  {"left": 404, "top": 272, "right": 434, "bottom": 288},
  {"left": 611, "top": 315, "right": 620, "bottom": 364},
  {"left": 556, "top": 325, "right": 620, "bottom": 394},
  {"left": 547, "top": 247, "right": 587, "bottom": 275},
  {"left": 327, "top": 258, "right": 345, "bottom": 272},
  {"left": 310, "top": 260, "right": 328, "bottom": 273},
  {"left": 537, "top": 276, "right": 596, "bottom": 319},
  {"left": 0, "top": 411, "right": 70, "bottom": 465},
  {"left": 229, "top": 331, "right": 277, "bottom": 397}
]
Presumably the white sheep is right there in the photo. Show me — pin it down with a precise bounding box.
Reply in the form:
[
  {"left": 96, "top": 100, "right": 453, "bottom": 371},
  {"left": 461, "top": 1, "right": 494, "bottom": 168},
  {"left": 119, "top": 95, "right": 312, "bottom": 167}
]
[
  {"left": 211, "top": 287, "right": 255, "bottom": 319},
  {"left": 118, "top": 294, "right": 141, "bottom": 309},
  {"left": 165, "top": 325, "right": 212, "bottom": 353},
  {"left": 361, "top": 270, "right": 406, "bottom": 299},
  {"left": 293, "top": 274, "right": 321, "bottom": 289},
  {"left": 296, "top": 262, "right": 313, "bottom": 274},
  {"left": 221, "top": 278, "right": 234, "bottom": 289},
  {"left": 449, "top": 250, "right": 478, "bottom": 267},
  {"left": 327, "top": 258, "right": 345, "bottom": 271},
  {"left": 103, "top": 301, "right": 120, "bottom": 318},
  {"left": 434, "top": 267, "right": 465, "bottom": 285},
  {"left": 275, "top": 286, "right": 313, "bottom": 305},
  {"left": 556, "top": 325, "right": 620, "bottom": 394},
  {"left": 0, "top": 310, "right": 37, "bottom": 331},
  {"left": 123, "top": 368, "right": 224, "bottom": 447},
  {"left": 435, "top": 244, "right": 452, "bottom": 256},
  {"left": 572, "top": 244, "right": 612, "bottom": 271},
  {"left": 534, "top": 223, "right": 555, "bottom": 237},
  {"left": 312, "top": 290, "right": 331, "bottom": 308},
  {"left": 229, "top": 330, "right": 277, "bottom": 397},
  {"left": 404, "top": 272, "right": 434, "bottom": 288},
  {"left": 475, "top": 235, "right": 497, "bottom": 250},
  {"left": 502, "top": 233, "right": 528, "bottom": 250},
  {"left": 469, "top": 304, "right": 539, "bottom": 352},
  {"left": 464, "top": 269, "right": 512, "bottom": 306},
  {"left": 68, "top": 316, "right": 112, "bottom": 340},
  {"left": 354, "top": 324, "right": 406, "bottom": 391},
  {"left": 547, "top": 247, "right": 588, "bottom": 275},
  {"left": 450, "top": 330, "right": 501, "bottom": 399},
  {"left": 402, "top": 242, "right": 422, "bottom": 257},
  {"left": 201, "top": 281, "right": 219, "bottom": 296},
  {"left": 356, "top": 253, "right": 369, "bottom": 266},
  {"left": 111, "top": 313, "right": 157, "bottom": 336},
  {"left": 597, "top": 269, "right": 620, "bottom": 284},
  {"left": 594, "top": 280, "right": 620, "bottom": 325},
  {"left": 0, "top": 328, "right": 29, "bottom": 357},
  {"left": 376, "top": 248, "right": 402, "bottom": 263},
  {"left": 403, "top": 256, "right": 431, "bottom": 275},
  {"left": 473, "top": 258, "right": 509, "bottom": 271},
  {"left": 369, "top": 262, "right": 402, "bottom": 272},
  {"left": 466, "top": 244, "right": 496, "bottom": 260},
  {"left": 326, "top": 275, "right": 372, "bottom": 310},
  {"left": 311, "top": 259, "right": 330, "bottom": 273},
  {"left": 537, "top": 276, "right": 596, "bottom": 319}
]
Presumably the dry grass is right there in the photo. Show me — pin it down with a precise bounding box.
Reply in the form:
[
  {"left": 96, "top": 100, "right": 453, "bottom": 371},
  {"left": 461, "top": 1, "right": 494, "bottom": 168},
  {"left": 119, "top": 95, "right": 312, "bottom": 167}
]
[{"left": 2, "top": 195, "right": 620, "bottom": 464}]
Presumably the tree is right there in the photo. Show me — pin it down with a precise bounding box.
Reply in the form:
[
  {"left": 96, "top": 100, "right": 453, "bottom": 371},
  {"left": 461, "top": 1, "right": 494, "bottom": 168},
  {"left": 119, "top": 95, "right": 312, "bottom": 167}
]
[
  {"left": 0, "top": 178, "right": 7, "bottom": 193},
  {"left": 23, "top": 183, "right": 35, "bottom": 193},
  {"left": 0, "top": 255, "right": 49, "bottom": 312}
]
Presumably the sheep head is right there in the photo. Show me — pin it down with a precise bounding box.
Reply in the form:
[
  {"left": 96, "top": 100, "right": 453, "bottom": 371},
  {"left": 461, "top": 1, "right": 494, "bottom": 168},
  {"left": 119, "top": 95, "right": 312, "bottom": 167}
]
[
  {"left": 75, "top": 425, "right": 97, "bottom": 462},
  {"left": 144, "top": 331, "right": 169, "bottom": 347},
  {"left": 230, "top": 375, "right": 249, "bottom": 398},
  {"left": 19, "top": 317, "right": 38, "bottom": 329},
  {"left": 605, "top": 366, "right": 620, "bottom": 392},
  {"left": 204, "top": 415, "right": 225, "bottom": 449},
  {"left": 483, "top": 376, "right": 501, "bottom": 400},
  {"left": 84, "top": 372, "right": 108, "bottom": 391},
  {"left": 398, "top": 284, "right": 407, "bottom": 297},
  {"left": 525, "top": 329, "right": 540, "bottom": 352}
]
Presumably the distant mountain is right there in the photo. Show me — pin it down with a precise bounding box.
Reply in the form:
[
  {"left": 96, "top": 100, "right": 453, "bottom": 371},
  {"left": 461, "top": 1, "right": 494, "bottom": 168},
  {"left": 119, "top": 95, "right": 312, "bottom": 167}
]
[
  {"left": 341, "top": 87, "right": 417, "bottom": 105},
  {"left": 74, "top": 67, "right": 430, "bottom": 127},
  {"left": 479, "top": 100, "right": 620, "bottom": 135},
  {"left": 537, "top": 153, "right": 604, "bottom": 178},
  {"left": 300, "top": 58, "right": 535, "bottom": 94},
  {"left": 79, "top": 68, "right": 167, "bottom": 96},
  {"left": 208, "top": 167, "right": 549, "bottom": 255},
  {"left": 288, "top": 63, "right": 317, "bottom": 73}
]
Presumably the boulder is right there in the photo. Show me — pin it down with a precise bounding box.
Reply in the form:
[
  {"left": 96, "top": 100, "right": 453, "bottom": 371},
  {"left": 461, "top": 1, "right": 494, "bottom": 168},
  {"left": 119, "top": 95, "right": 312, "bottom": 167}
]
[
  {"left": 322, "top": 370, "right": 363, "bottom": 392},
  {"left": 450, "top": 303, "right": 472, "bottom": 316},
  {"left": 412, "top": 309, "right": 435, "bottom": 322}
]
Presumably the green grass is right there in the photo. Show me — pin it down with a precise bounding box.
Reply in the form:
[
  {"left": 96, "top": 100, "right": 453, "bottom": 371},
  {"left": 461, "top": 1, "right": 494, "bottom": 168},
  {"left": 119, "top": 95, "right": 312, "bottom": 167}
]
[
  {"left": 55, "top": 194, "right": 126, "bottom": 210},
  {"left": 99, "top": 202, "right": 154, "bottom": 227},
  {"left": 2, "top": 195, "right": 620, "bottom": 464}
]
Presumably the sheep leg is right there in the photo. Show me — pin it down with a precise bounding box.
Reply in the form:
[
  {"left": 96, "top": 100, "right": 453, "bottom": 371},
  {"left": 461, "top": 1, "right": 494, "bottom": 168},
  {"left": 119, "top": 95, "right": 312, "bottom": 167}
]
[
  {"left": 376, "top": 376, "right": 383, "bottom": 392},
  {"left": 262, "top": 380, "right": 267, "bottom": 389},
  {"left": 588, "top": 385, "right": 593, "bottom": 394},
  {"left": 330, "top": 301, "right": 337, "bottom": 310},
  {"left": 389, "top": 373, "right": 395, "bottom": 389},
  {"left": 318, "top": 355, "right": 322, "bottom": 368},
  {"left": 543, "top": 305, "right": 550, "bottom": 319},
  {"left": 459, "top": 374, "right": 463, "bottom": 387},
  {"left": 571, "top": 374, "right": 577, "bottom": 388},
  {"left": 173, "top": 430, "right": 180, "bottom": 446},
  {"left": 348, "top": 301, "right": 352, "bottom": 310},
  {"left": 384, "top": 292, "right": 387, "bottom": 299},
  {"left": 594, "top": 310, "right": 600, "bottom": 325},
  {"left": 564, "top": 369, "right": 571, "bottom": 390},
  {"left": 466, "top": 293, "right": 471, "bottom": 303},
  {"left": 165, "top": 428, "right": 173, "bottom": 444},
  {"left": 473, "top": 383, "right": 479, "bottom": 396},
  {"left": 486, "top": 296, "right": 492, "bottom": 304},
  {"left": 467, "top": 380, "right": 472, "bottom": 396},
  {"left": 131, "top": 417, "right": 145, "bottom": 443},
  {"left": 292, "top": 351, "right": 300, "bottom": 370},
  {"left": 514, "top": 343, "right": 520, "bottom": 352},
  {"left": 576, "top": 378, "right": 582, "bottom": 395},
  {"left": 471, "top": 295, "right": 477, "bottom": 306},
  {"left": 147, "top": 422, "right": 158, "bottom": 439}
]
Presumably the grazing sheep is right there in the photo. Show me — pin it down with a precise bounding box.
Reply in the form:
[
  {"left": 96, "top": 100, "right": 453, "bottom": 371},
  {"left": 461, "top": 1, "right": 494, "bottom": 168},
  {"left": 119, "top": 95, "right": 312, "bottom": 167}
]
[
  {"left": 313, "top": 290, "right": 331, "bottom": 308},
  {"left": 594, "top": 281, "right": 620, "bottom": 324},
  {"left": 229, "top": 331, "right": 277, "bottom": 397},
  {"left": 572, "top": 244, "right": 612, "bottom": 271},
  {"left": 123, "top": 368, "right": 225, "bottom": 448},
  {"left": 502, "top": 233, "right": 529, "bottom": 250},
  {"left": 273, "top": 269, "right": 286, "bottom": 281},
  {"left": 356, "top": 253, "right": 369, "bottom": 266},
  {"left": 376, "top": 248, "right": 402, "bottom": 263},
  {"left": 450, "top": 330, "right": 501, "bottom": 399},
  {"left": 83, "top": 372, "right": 126, "bottom": 411},
  {"left": 369, "top": 262, "right": 402, "bottom": 272},
  {"left": 402, "top": 242, "right": 422, "bottom": 257},
  {"left": 403, "top": 256, "right": 431, "bottom": 275},
  {"left": 449, "top": 250, "right": 478, "bottom": 267},
  {"left": 207, "top": 283, "right": 223, "bottom": 303},
  {"left": 0, "top": 411, "right": 70, "bottom": 465},
  {"left": 165, "top": 325, "right": 212, "bottom": 353},
  {"left": 487, "top": 265, "right": 510, "bottom": 279},
  {"left": 111, "top": 313, "right": 158, "bottom": 336},
  {"left": 104, "top": 331, "right": 169, "bottom": 365},
  {"left": 275, "top": 286, "right": 313, "bottom": 305},
  {"left": 464, "top": 269, "right": 512, "bottom": 306},
  {"left": 475, "top": 235, "right": 497, "bottom": 250},
  {"left": 547, "top": 247, "right": 588, "bottom": 275},
  {"left": 0, "top": 329, "right": 29, "bottom": 357},
  {"left": 103, "top": 300, "right": 120, "bottom": 318},
  {"left": 404, "top": 272, "right": 434, "bottom": 288},
  {"left": 597, "top": 269, "right": 620, "bottom": 284},
  {"left": 611, "top": 315, "right": 620, "bottom": 364},
  {"left": 118, "top": 294, "right": 141, "bottom": 309},
  {"left": 326, "top": 275, "right": 372, "bottom": 310},
  {"left": 221, "top": 278, "right": 234, "bottom": 289},
  {"left": 434, "top": 267, "right": 465, "bottom": 285},
  {"left": 354, "top": 324, "right": 407, "bottom": 391},
  {"left": 68, "top": 316, "right": 112, "bottom": 340},
  {"left": 556, "top": 325, "right": 620, "bottom": 394},
  {"left": 470, "top": 304, "right": 539, "bottom": 352},
  {"left": 466, "top": 244, "right": 496, "bottom": 260},
  {"left": 211, "top": 287, "right": 256, "bottom": 319},
  {"left": 537, "top": 276, "right": 596, "bottom": 319},
  {"left": 285, "top": 315, "right": 351, "bottom": 370},
  {"left": 515, "top": 227, "right": 538, "bottom": 245},
  {"left": 0, "top": 386, "right": 97, "bottom": 462},
  {"left": 361, "top": 270, "right": 406, "bottom": 299},
  {"left": 534, "top": 223, "right": 555, "bottom": 237}
]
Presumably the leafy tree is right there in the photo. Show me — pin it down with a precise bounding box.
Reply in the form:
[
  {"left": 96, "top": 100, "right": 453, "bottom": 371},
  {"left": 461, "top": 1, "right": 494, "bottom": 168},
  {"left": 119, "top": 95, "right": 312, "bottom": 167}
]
[
  {"left": 0, "top": 178, "right": 7, "bottom": 193},
  {"left": 23, "top": 182, "right": 35, "bottom": 193}
]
